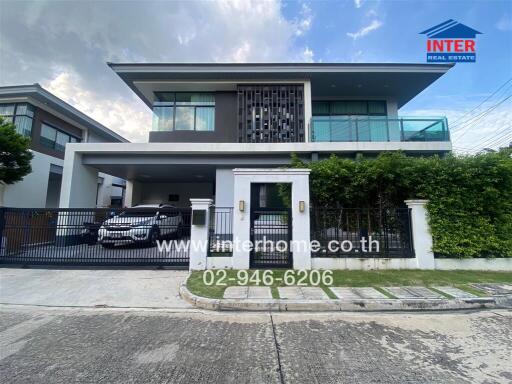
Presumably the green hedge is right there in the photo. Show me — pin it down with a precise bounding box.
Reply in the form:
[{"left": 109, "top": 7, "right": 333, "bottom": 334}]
[{"left": 288, "top": 150, "right": 512, "bottom": 258}]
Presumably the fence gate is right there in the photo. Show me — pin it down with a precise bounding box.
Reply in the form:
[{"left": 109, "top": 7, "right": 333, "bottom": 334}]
[
  {"left": 0, "top": 207, "right": 191, "bottom": 267},
  {"left": 250, "top": 207, "right": 292, "bottom": 268}
]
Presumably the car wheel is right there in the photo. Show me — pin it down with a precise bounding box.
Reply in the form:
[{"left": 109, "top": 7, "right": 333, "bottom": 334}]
[{"left": 149, "top": 227, "right": 160, "bottom": 247}]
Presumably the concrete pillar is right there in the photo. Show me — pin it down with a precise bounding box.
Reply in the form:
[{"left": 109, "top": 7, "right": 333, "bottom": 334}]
[
  {"left": 292, "top": 175, "right": 311, "bottom": 270},
  {"left": 232, "top": 174, "right": 251, "bottom": 270},
  {"left": 405, "top": 199, "right": 435, "bottom": 269},
  {"left": 189, "top": 198, "right": 213, "bottom": 270},
  {"left": 125, "top": 180, "right": 142, "bottom": 207},
  {"left": 59, "top": 149, "right": 98, "bottom": 208}
]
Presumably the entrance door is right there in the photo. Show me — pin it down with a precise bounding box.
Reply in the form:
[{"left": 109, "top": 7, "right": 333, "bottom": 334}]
[{"left": 249, "top": 183, "right": 292, "bottom": 268}]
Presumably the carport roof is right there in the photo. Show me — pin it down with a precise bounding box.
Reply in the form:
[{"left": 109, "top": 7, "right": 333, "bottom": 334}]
[{"left": 108, "top": 62, "right": 454, "bottom": 109}]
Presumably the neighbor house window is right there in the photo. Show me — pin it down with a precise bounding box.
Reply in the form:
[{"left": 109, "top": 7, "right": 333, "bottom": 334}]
[
  {"left": 152, "top": 92, "right": 215, "bottom": 131},
  {"left": 0, "top": 102, "right": 35, "bottom": 137},
  {"left": 312, "top": 100, "right": 387, "bottom": 116},
  {"left": 40, "top": 123, "right": 81, "bottom": 152}
]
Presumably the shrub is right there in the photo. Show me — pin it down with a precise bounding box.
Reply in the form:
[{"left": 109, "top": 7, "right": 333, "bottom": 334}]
[{"left": 288, "top": 150, "right": 512, "bottom": 258}]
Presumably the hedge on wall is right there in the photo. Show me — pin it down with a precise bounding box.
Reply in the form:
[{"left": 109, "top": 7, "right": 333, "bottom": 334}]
[{"left": 288, "top": 150, "right": 512, "bottom": 258}]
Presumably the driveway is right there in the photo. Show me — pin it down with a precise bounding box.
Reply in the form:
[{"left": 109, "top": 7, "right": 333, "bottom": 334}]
[
  {"left": 0, "top": 267, "right": 192, "bottom": 309},
  {"left": 0, "top": 307, "right": 510, "bottom": 383}
]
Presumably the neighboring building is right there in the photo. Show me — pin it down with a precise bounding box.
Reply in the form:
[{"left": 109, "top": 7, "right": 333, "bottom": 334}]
[
  {"left": 58, "top": 63, "right": 452, "bottom": 209},
  {"left": 0, "top": 84, "right": 128, "bottom": 208}
]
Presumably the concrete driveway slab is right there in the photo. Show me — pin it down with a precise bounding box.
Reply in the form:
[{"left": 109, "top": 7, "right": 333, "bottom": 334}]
[
  {"left": 0, "top": 268, "right": 191, "bottom": 309},
  {"left": 247, "top": 286, "right": 272, "bottom": 299},
  {"left": 433, "top": 286, "right": 476, "bottom": 298}
]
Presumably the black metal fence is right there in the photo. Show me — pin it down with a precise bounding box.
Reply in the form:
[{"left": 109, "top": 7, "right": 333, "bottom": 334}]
[
  {"left": 208, "top": 207, "right": 233, "bottom": 256},
  {"left": 310, "top": 208, "right": 414, "bottom": 258},
  {"left": 0, "top": 207, "right": 191, "bottom": 266}
]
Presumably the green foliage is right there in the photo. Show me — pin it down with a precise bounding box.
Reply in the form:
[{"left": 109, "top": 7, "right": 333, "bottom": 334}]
[
  {"left": 0, "top": 117, "right": 33, "bottom": 185},
  {"left": 288, "top": 150, "right": 512, "bottom": 258}
]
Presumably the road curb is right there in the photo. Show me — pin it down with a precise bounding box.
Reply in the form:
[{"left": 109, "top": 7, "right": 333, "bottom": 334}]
[{"left": 179, "top": 283, "right": 512, "bottom": 312}]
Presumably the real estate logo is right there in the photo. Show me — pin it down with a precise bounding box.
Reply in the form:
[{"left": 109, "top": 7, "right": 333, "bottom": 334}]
[{"left": 420, "top": 19, "right": 482, "bottom": 63}]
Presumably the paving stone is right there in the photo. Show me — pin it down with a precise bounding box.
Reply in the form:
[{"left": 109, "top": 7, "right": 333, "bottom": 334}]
[
  {"left": 433, "top": 286, "right": 476, "bottom": 298},
  {"left": 404, "top": 287, "right": 444, "bottom": 299},
  {"left": 300, "top": 287, "right": 329, "bottom": 300},
  {"left": 247, "top": 286, "right": 272, "bottom": 299},
  {"left": 382, "top": 287, "right": 419, "bottom": 299},
  {"left": 278, "top": 286, "right": 304, "bottom": 300},
  {"left": 471, "top": 283, "right": 512, "bottom": 296},
  {"left": 329, "top": 287, "right": 362, "bottom": 300},
  {"left": 223, "top": 286, "right": 248, "bottom": 299},
  {"left": 353, "top": 287, "right": 388, "bottom": 299}
]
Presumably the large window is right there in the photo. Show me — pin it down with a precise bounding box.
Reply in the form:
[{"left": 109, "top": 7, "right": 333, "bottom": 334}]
[
  {"left": 312, "top": 100, "right": 387, "bottom": 116},
  {"left": 0, "top": 102, "right": 35, "bottom": 137},
  {"left": 40, "top": 123, "right": 80, "bottom": 152},
  {"left": 152, "top": 92, "right": 215, "bottom": 132}
]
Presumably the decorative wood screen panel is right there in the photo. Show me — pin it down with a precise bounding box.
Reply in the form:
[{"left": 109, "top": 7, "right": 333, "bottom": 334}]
[{"left": 237, "top": 84, "right": 305, "bottom": 143}]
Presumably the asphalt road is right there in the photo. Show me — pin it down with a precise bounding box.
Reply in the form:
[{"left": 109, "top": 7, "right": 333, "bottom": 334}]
[{"left": 0, "top": 307, "right": 510, "bottom": 384}]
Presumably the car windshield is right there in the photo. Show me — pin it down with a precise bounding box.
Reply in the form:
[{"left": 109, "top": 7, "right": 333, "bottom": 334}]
[{"left": 118, "top": 209, "right": 156, "bottom": 217}]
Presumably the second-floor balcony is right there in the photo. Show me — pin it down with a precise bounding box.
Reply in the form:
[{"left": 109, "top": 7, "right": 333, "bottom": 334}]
[{"left": 310, "top": 116, "right": 450, "bottom": 142}]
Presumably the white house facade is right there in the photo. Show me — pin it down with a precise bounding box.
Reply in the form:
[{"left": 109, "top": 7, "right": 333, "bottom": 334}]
[{"left": 0, "top": 84, "right": 128, "bottom": 208}]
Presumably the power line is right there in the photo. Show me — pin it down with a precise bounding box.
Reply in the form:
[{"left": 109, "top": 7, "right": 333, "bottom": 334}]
[
  {"left": 450, "top": 78, "right": 512, "bottom": 129},
  {"left": 451, "top": 95, "right": 512, "bottom": 141},
  {"left": 466, "top": 125, "right": 512, "bottom": 151},
  {"left": 451, "top": 92, "right": 512, "bottom": 133}
]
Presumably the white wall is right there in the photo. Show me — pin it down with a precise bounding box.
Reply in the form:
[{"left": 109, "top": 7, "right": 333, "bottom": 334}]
[
  {"left": 139, "top": 182, "right": 213, "bottom": 207},
  {"left": 2, "top": 151, "right": 62, "bottom": 208},
  {"left": 215, "top": 168, "right": 234, "bottom": 207},
  {"left": 435, "top": 258, "right": 512, "bottom": 271}
]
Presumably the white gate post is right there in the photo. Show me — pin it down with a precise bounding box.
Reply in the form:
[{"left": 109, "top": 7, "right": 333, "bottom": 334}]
[
  {"left": 189, "top": 198, "right": 213, "bottom": 270},
  {"left": 405, "top": 199, "right": 435, "bottom": 269}
]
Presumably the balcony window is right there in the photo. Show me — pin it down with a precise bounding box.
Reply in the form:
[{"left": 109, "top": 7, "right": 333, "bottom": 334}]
[
  {"left": 312, "top": 100, "right": 387, "bottom": 116},
  {"left": 40, "top": 123, "right": 81, "bottom": 152},
  {"left": 0, "top": 102, "right": 35, "bottom": 137},
  {"left": 152, "top": 92, "right": 215, "bottom": 131}
]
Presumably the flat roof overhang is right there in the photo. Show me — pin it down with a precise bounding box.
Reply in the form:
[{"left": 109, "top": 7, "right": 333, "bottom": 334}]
[
  {"left": 69, "top": 142, "right": 452, "bottom": 182},
  {"left": 108, "top": 62, "right": 454, "bottom": 109}
]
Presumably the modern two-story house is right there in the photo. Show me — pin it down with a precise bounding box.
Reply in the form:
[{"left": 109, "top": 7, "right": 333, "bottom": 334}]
[
  {"left": 0, "top": 84, "right": 128, "bottom": 208},
  {"left": 58, "top": 63, "right": 452, "bottom": 210}
]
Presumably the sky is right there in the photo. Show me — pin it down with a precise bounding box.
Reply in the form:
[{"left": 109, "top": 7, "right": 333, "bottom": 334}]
[{"left": 0, "top": 0, "right": 511, "bottom": 152}]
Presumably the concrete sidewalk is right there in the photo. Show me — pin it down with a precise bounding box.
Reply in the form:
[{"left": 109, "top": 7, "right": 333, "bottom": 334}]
[{"left": 0, "top": 268, "right": 192, "bottom": 309}]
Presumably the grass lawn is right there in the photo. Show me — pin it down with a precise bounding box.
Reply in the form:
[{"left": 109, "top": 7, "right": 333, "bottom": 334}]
[{"left": 186, "top": 269, "right": 512, "bottom": 299}]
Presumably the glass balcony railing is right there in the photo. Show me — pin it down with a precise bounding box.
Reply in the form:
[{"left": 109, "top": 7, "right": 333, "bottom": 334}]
[{"left": 310, "top": 116, "right": 450, "bottom": 142}]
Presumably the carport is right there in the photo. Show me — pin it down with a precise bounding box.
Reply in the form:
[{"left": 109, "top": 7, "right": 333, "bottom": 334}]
[{"left": 58, "top": 142, "right": 298, "bottom": 209}]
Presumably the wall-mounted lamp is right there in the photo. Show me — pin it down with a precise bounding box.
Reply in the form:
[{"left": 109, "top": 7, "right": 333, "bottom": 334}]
[
  {"left": 299, "top": 201, "right": 305, "bottom": 213},
  {"left": 239, "top": 200, "right": 245, "bottom": 212}
]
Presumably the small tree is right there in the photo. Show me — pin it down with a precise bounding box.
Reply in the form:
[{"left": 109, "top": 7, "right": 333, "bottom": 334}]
[{"left": 0, "top": 116, "right": 33, "bottom": 185}]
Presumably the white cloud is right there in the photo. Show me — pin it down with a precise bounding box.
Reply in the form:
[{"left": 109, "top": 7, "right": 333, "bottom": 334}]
[
  {"left": 295, "top": 2, "right": 313, "bottom": 36},
  {"left": 496, "top": 14, "right": 512, "bottom": 31},
  {"left": 44, "top": 72, "right": 151, "bottom": 142},
  {"left": 403, "top": 98, "right": 512, "bottom": 154},
  {"left": 346, "top": 20, "right": 383, "bottom": 40},
  {"left": 0, "top": 0, "right": 311, "bottom": 142},
  {"left": 350, "top": 50, "right": 364, "bottom": 62},
  {"left": 302, "top": 47, "right": 314, "bottom": 62},
  {"left": 354, "top": 0, "right": 363, "bottom": 8}
]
